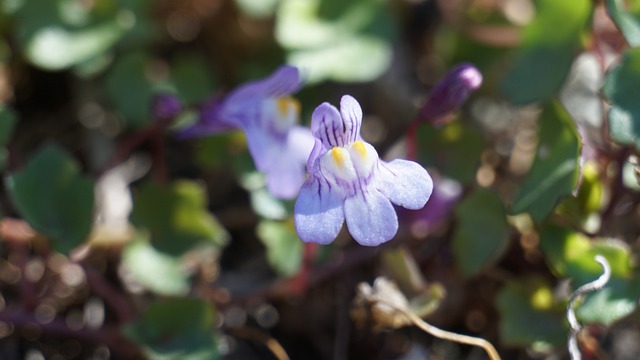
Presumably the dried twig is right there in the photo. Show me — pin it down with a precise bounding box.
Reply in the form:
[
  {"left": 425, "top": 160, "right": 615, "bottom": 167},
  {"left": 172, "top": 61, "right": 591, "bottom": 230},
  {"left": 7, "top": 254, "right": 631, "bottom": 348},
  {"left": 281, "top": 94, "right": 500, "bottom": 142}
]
[{"left": 567, "top": 255, "right": 611, "bottom": 360}]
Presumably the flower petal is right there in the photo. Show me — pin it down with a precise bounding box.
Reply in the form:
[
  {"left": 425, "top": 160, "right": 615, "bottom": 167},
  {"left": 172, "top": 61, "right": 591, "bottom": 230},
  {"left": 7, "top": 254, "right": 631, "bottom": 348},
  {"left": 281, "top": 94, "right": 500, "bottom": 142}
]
[
  {"left": 377, "top": 160, "right": 433, "bottom": 210},
  {"left": 339, "top": 95, "right": 362, "bottom": 144},
  {"left": 294, "top": 178, "right": 345, "bottom": 244},
  {"left": 344, "top": 190, "right": 398, "bottom": 246},
  {"left": 263, "top": 126, "right": 314, "bottom": 199},
  {"left": 226, "top": 66, "right": 301, "bottom": 105},
  {"left": 244, "top": 123, "right": 279, "bottom": 171},
  {"left": 311, "top": 102, "right": 346, "bottom": 148}
]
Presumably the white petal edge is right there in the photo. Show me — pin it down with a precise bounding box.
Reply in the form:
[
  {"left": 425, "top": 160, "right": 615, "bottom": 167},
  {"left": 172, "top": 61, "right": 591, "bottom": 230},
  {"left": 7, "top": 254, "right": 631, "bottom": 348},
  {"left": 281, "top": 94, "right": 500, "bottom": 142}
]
[{"left": 377, "top": 160, "right": 433, "bottom": 210}]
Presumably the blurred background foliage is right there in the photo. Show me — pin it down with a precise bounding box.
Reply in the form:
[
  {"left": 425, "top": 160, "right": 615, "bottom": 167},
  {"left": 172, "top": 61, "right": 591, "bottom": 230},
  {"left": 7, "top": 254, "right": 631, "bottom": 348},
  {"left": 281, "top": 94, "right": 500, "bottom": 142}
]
[{"left": 1, "top": 0, "right": 640, "bottom": 359}]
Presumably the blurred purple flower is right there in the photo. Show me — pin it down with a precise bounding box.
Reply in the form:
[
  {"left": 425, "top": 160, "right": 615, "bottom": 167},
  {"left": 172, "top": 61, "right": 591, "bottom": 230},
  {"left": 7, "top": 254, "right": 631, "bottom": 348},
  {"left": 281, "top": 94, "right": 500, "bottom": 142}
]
[
  {"left": 294, "top": 95, "right": 433, "bottom": 246},
  {"left": 400, "top": 176, "right": 462, "bottom": 234},
  {"left": 178, "top": 66, "right": 314, "bottom": 199},
  {"left": 418, "top": 64, "right": 482, "bottom": 126},
  {"left": 152, "top": 93, "right": 182, "bottom": 122}
]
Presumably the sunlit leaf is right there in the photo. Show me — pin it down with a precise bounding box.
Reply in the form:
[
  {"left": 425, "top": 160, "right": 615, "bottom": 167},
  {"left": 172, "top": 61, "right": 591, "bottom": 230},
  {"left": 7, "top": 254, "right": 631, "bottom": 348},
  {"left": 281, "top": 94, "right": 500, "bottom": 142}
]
[
  {"left": 131, "top": 180, "right": 227, "bottom": 256},
  {"left": 122, "top": 236, "right": 189, "bottom": 296},
  {"left": 497, "top": 277, "right": 567, "bottom": 349},
  {"left": 452, "top": 189, "right": 509, "bottom": 276},
  {"left": 123, "top": 298, "right": 219, "bottom": 360},
  {"left": 276, "top": 0, "right": 395, "bottom": 83},
  {"left": 6, "top": 144, "right": 94, "bottom": 254},
  {"left": 15, "top": 0, "right": 128, "bottom": 71},
  {"left": 501, "top": 0, "right": 592, "bottom": 104},
  {"left": 510, "top": 101, "right": 581, "bottom": 222},
  {"left": 605, "top": 0, "right": 640, "bottom": 46},
  {"left": 539, "top": 226, "right": 640, "bottom": 325},
  {"left": 257, "top": 220, "right": 302, "bottom": 276},
  {"left": 603, "top": 47, "right": 640, "bottom": 150}
]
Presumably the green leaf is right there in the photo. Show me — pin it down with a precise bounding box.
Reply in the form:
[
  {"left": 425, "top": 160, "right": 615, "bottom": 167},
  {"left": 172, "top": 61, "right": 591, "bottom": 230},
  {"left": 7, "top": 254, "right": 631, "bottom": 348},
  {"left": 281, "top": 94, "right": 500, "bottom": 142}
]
[
  {"left": 123, "top": 298, "right": 219, "bottom": 360},
  {"left": 501, "top": 0, "right": 592, "bottom": 104},
  {"left": 497, "top": 277, "right": 567, "bottom": 349},
  {"left": 603, "top": 47, "right": 640, "bottom": 149},
  {"left": 15, "top": 0, "right": 128, "bottom": 71},
  {"left": 257, "top": 220, "right": 303, "bottom": 276},
  {"left": 539, "top": 225, "right": 639, "bottom": 325},
  {"left": 605, "top": 0, "right": 640, "bottom": 46},
  {"left": 131, "top": 180, "right": 227, "bottom": 256},
  {"left": 452, "top": 189, "right": 509, "bottom": 276},
  {"left": 0, "top": 105, "right": 17, "bottom": 146},
  {"left": 122, "top": 236, "right": 189, "bottom": 295},
  {"left": 276, "top": 0, "right": 395, "bottom": 83},
  {"left": 170, "top": 54, "right": 216, "bottom": 104},
  {"left": 104, "top": 52, "right": 157, "bottom": 128},
  {"left": 6, "top": 144, "right": 94, "bottom": 254},
  {"left": 510, "top": 101, "right": 581, "bottom": 222}
]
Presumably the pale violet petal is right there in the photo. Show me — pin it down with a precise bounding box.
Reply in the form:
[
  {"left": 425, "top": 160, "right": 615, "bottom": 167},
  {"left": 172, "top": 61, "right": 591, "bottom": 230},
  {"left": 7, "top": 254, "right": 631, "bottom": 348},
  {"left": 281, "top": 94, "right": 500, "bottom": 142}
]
[
  {"left": 243, "top": 123, "right": 278, "bottom": 171},
  {"left": 339, "top": 95, "right": 362, "bottom": 144},
  {"left": 344, "top": 190, "right": 398, "bottom": 246},
  {"left": 226, "top": 65, "right": 301, "bottom": 104},
  {"left": 265, "top": 156, "right": 306, "bottom": 199},
  {"left": 294, "top": 178, "right": 345, "bottom": 244},
  {"left": 311, "top": 102, "right": 345, "bottom": 147},
  {"left": 287, "top": 126, "right": 315, "bottom": 165},
  {"left": 377, "top": 160, "right": 433, "bottom": 210}
]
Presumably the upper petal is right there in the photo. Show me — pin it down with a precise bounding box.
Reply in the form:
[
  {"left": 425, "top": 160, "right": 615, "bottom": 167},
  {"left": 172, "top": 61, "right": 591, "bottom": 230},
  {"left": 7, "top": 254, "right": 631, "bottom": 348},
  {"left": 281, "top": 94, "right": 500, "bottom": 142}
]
[
  {"left": 294, "top": 178, "right": 345, "bottom": 244},
  {"left": 344, "top": 190, "right": 398, "bottom": 246},
  {"left": 377, "top": 160, "right": 433, "bottom": 210},
  {"left": 226, "top": 65, "right": 302, "bottom": 105},
  {"left": 311, "top": 102, "right": 346, "bottom": 148},
  {"left": 339, "top": 95, "right": 363, "bottom": 144}
]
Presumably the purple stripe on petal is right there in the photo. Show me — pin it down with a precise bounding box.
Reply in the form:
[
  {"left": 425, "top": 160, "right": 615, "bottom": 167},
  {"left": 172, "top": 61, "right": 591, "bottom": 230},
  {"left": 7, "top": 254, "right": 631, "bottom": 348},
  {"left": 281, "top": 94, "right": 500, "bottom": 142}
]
[
  {"left": 344, "top": 190, "right": 398, "bottom": 246},
  {"left": 294, "top": 178, "right": 345, "bottom": 244},
  {"left": 339, "top": 95, "right": 362, "bottom": 144},
  {"left": 312, "top": 102, "right": 344, "bottom": 147},
  {"left": 377, "top": 160, "right": 433, "bottom": 210}
]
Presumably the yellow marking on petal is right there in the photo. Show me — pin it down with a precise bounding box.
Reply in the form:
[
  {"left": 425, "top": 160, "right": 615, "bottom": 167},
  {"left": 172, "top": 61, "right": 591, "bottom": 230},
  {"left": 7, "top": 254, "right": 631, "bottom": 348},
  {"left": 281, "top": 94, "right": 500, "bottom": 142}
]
[
  {"left": 277, "top": 97, "right": 301, "bottom": 117},
  {"left": 351, "top": 141, "right": 368, "bottom": 159},
  {"left": 330, "top": 147, "right": 346, "bottom": 169}
]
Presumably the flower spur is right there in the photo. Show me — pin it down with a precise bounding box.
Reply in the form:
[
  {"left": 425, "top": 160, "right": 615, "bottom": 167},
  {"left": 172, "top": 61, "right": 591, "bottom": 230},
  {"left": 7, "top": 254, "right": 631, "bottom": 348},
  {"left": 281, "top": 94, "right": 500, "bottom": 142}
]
[{"left": 294, "top": 95, "right": 433, "bottom": 246}]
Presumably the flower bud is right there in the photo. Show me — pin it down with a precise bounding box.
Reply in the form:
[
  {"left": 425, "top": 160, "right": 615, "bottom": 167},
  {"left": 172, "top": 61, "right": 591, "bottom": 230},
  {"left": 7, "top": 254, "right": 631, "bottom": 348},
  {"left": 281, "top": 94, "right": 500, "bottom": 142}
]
[
  {"left": 151, "top": 93, "right": 182, "bottom": 122},
  {"left": 418, "top": 64, "right": 482, "bottom": 126}
]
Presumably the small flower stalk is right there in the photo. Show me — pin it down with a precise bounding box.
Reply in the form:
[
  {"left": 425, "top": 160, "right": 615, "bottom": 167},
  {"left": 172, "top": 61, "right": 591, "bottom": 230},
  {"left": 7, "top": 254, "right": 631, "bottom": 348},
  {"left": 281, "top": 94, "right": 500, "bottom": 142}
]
[
  {"left": 294, "top": 95, "right": 433, "bottom": 246},
  {"left": 418, "top": 63, "right": 482, "bottom": 126},
  {"left": 178, "top": 66, "right": 314, "bottom": 199}
]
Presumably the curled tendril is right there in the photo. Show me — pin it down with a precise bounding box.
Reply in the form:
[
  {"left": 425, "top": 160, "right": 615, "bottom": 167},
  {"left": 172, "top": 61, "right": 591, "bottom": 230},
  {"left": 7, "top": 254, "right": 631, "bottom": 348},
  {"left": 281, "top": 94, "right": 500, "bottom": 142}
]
[{"left": 567, "top": 255, "right": 611, "bottom": 360}]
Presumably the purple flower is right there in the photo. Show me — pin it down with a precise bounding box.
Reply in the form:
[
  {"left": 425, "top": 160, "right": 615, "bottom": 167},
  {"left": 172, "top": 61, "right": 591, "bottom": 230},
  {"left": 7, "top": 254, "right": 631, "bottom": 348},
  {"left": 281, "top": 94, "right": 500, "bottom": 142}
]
[
  {"left": 178, "top": 66, "right": 314, "bottom": 199},
  {"left": 418, "top": 64, "right": 482, "bottom": 126},
  {"left": 294, "top": 95, "right": 433, "bottom": 246},
  {"left": 152, "top": 93, "right": 182, "bottom": 122}
]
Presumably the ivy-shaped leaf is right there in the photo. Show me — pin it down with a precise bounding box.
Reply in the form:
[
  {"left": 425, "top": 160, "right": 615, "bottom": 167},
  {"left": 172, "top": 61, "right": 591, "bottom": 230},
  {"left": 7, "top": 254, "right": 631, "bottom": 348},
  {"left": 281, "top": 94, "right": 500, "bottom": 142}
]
[
  {"left": 452, "top": 189, "right": 509, "bottom": 276},
  {"left": 510, "top": 101, "right": 581, "bottom": 222},
  {"left": 130, "top": 180, "right": 227, "bottom": 256},
  {"left": 497, "top": 277, "right": 567, "bottom": 350},
  {"left": 275, "top": 0, "right": 395, "bottom": 83},
  {"left": 257, "top": 220, "right": 302, "bottom": 276},
  {"left": 501, "top": 0, "right": 592, "bottom": 104},
  {"left": 123, "top": 298, "right": 219, "bottom": 360},
  {"left": 605, "top": 0, "right": 640, "bottom": 47},
  {"left": 603, "top": 47, "right": 640, "bottom": 150},
  {"left": 122, "top": 236, "right": 189, "bottom": 296},
  {"left": 6, "top": 144, "right": 94, "bottom": 254},
  {"left": 539, "top": 225, "right": 640, "bottom": 325}
]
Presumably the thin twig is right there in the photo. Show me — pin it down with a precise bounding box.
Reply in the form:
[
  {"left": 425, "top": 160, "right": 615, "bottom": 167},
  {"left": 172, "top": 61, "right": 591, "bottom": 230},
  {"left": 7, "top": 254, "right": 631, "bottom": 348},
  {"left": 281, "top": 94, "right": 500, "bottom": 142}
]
[
  {"left": 567, "top": 255, "right": 611, "bottom": 360},
  {"left": 228, "top": 327, "right": 290, "bottom": 360},
  {"left": 372, "top": 296, "right": 501, "bottom": 360}
]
